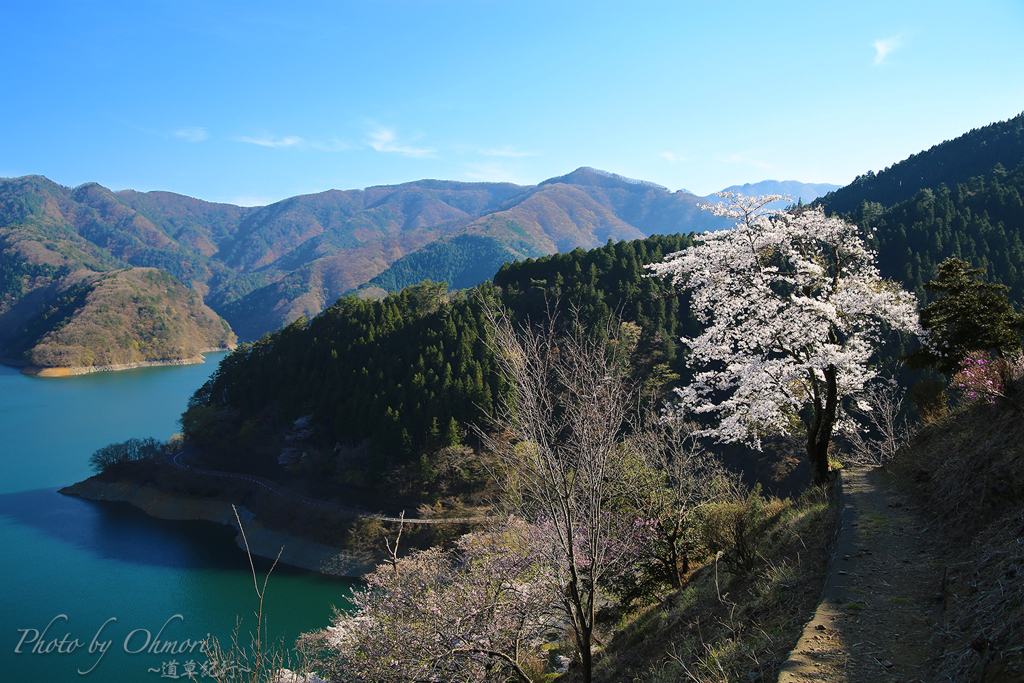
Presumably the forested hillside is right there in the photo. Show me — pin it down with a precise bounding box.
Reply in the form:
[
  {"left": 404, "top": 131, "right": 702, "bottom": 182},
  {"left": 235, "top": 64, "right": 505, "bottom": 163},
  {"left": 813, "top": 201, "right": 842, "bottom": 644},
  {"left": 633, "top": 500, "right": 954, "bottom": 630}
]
[
  {"left": 804, "top": 113, "right": 1024, "bottom": 366},
  {"left": 817, "top": 111, "right": 1024, "bottom": 215},
  {"left": 859, "top": 162, "right": 1024, "bottom": 302},
  {"left": 181, "top": 234, "right": 696, "bottom": 497},
  {"left": 5, "top": 113, "right": 1022, "bottom": 370},
  {"left": 352, "top": 234, "right": 521, "bottom": 296},
  {"left": 6, "top": 267, "right": 234, "bottom": 369},
  {"left": 180, "top": 154, "right": 1024, "bottom": 500},
  {"left": 818, "top": 161, "right": 1024, "bottom": 370}
]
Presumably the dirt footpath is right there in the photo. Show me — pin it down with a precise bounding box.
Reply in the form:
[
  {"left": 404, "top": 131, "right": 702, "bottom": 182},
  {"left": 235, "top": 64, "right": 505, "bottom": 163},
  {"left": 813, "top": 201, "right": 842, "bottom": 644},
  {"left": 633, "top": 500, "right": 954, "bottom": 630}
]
[{"left": 778, "top": 466, "right": 945, "bottom": 682}]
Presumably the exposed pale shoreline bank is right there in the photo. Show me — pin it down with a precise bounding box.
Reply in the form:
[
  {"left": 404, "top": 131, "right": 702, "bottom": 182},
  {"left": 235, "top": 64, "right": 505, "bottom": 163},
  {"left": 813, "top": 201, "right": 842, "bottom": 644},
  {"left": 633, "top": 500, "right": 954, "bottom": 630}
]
[
  {"left": 14, "top": 346, "right": 234, "bottom": 377},
  {"left": 60, "top": 477, "right": 376, "bottom": 578}
]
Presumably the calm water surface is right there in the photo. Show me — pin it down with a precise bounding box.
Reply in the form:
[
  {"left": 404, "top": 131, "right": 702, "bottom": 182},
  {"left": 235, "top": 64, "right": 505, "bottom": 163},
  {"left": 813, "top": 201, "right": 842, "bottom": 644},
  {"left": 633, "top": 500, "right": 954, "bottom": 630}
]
[{"left": 0, "top": 355, "right": 355, "bottom": 681}]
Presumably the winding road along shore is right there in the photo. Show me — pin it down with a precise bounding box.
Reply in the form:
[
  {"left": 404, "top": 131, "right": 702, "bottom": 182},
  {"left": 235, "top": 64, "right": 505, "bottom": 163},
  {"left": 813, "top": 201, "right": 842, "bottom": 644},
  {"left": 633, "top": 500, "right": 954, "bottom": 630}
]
[
  {"left": 61, "top": 451, "right": 487, "bottom": 576},
  {"left": 167, "top": 451, "right": 486, "bottom": 524}
]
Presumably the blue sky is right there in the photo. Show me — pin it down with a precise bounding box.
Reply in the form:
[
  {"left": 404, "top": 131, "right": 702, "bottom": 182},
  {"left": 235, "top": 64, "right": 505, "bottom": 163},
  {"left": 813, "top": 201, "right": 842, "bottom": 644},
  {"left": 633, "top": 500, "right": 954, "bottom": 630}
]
[{"left": 2, "top": 1, "right": 1022, "bottom": 206}]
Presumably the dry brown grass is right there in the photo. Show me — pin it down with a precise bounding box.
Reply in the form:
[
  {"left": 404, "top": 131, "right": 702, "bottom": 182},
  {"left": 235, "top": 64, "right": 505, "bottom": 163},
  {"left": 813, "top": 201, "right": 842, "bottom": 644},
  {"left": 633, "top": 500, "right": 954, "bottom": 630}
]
[{"left": 890, "top": 380, "right": 1024, "bottom": 682}]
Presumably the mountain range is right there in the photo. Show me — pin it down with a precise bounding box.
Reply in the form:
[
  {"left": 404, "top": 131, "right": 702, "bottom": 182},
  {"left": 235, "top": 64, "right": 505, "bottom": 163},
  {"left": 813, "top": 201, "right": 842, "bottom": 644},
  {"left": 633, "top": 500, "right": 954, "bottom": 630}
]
[
  {"left": 705, "top": 180, "right": 841, "bottom": 213},
  {"left": 0, "top": 168, "right": 834, "bottom": 362}
]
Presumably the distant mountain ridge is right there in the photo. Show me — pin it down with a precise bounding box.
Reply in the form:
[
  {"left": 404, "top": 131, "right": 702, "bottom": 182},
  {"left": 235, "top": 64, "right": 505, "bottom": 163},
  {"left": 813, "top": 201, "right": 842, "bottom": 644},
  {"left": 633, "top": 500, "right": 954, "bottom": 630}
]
[
  {"left": 541, "top": 167, "right": 669, "bottom": 191},
  {"left": 0, "top": 160, "right": 916, "bottom": 362},
  {"left": 709, "top": 180, "right": 841, "bottom": 204},
  {"left": 701, "top": 180, "right": 842, "bottom": 215},
  {"left": 0, "top": 168, "right": 732, "bottom": 345}
]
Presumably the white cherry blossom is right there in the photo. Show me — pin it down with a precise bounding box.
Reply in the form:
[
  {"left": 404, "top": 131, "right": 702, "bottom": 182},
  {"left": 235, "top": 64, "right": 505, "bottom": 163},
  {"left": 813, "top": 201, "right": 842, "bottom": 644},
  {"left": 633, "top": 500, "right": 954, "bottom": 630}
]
[{"left": 647, "top": 193, "right": 919, "bottom": 483}]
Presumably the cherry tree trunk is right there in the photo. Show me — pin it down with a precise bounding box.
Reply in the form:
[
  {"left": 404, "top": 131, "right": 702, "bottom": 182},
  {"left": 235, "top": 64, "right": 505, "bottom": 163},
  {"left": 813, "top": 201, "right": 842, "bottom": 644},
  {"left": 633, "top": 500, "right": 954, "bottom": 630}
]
[{"left": 807, "top": 365, "right": 838, "bottom": 485}]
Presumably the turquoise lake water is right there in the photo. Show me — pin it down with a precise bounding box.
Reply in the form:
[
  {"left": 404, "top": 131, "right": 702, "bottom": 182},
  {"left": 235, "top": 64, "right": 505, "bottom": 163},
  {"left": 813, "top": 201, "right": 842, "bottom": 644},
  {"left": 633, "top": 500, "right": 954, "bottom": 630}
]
[{"left": 0, "top": 355, "right": 356, "bottom": 681}]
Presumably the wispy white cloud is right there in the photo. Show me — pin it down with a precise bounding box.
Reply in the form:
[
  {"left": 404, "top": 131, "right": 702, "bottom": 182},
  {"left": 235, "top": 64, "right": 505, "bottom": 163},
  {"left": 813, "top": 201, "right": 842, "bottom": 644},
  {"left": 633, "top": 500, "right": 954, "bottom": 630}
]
[
  {"left": 660, "top": 152, "right": 687, "bottom": 164},
  {"left": 233, "top": 132, "right": 350, "bottom": 152},
  {"left": 718, "top": 152, "right": 773, "bottom": 170},
  {"left": 872, "top": 34, "right": 903, "bottom": 65},
  {"left": 480, "top": 145, "right": 537, "bottom": 158},
  {"left": 174, "top": 127, "right": 208, "bottom": 143},
  {"left": 366, "top": 126, "right": 434, "bottom": 158},
  {"left": 237, "top": 134, "right": 304, "bottom": 148}
]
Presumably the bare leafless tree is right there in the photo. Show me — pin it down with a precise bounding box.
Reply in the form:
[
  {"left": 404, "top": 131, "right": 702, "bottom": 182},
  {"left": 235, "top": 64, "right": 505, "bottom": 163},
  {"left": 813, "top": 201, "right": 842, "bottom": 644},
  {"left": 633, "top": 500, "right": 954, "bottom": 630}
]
[
  {"left": 845, "top": 374, "right": 915, "bottom": 466},
  {"left": 476, "top": 306, "right": 638, "bottom": 683}
]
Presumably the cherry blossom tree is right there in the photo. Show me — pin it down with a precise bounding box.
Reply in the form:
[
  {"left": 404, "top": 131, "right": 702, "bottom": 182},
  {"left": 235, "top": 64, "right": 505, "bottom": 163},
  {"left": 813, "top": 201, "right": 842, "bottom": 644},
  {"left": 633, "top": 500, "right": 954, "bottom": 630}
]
[
  {"left": 301, "top": 523, "right": 558, "bottom": 683},
  {"left": 647, "top": 193, "right": 920, "bottom": 484}
]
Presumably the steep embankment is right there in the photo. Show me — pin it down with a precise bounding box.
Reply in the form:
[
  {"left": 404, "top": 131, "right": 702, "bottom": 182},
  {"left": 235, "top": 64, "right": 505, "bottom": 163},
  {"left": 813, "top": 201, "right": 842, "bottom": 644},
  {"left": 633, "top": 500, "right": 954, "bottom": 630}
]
[
  {"left": 886, "top": 388, "right": 1024, "bottom": 682},
  {"left": 590, "top": 486, "right": 837, "bottom": 682}
]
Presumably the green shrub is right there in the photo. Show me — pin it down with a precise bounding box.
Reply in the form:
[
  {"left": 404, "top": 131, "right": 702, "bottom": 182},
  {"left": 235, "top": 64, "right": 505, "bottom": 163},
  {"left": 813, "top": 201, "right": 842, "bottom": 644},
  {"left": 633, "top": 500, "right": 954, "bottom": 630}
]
[{"left": 700, "top": 485, "right": 789, "bottom": 575}]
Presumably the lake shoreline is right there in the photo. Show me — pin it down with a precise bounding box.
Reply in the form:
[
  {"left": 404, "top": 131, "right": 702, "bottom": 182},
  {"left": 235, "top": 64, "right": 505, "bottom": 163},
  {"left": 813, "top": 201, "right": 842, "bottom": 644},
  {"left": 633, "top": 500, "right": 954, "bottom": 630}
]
[
  {"left": 6, "top": 346, "right": 235, "bottom": 377},
  {"left": 2, "top": 348, "right": 352, "bottom": 683},
  {"left": 60, "top": 476, "right": 376, "bottom": 578}
]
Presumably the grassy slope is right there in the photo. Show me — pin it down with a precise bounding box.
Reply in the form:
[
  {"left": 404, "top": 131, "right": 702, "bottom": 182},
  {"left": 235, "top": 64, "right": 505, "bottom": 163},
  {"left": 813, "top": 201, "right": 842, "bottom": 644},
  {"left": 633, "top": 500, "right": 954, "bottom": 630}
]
[
  {"left": 888, "top": 385, "right": 1024, "bottom": 682},
  {"left": 588, "top": 489, "right": 837, "bottom": 683}
]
